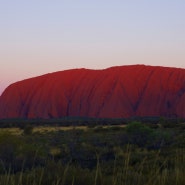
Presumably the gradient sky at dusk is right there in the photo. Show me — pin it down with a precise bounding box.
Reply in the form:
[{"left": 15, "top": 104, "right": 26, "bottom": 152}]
[{"left": 0, "top": 0, "right": 185, "bottom": 94}]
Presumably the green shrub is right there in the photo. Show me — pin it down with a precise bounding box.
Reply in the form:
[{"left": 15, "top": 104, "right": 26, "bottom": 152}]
[{"left": 23, "top": 125, "right": 33, "bottom": 135}]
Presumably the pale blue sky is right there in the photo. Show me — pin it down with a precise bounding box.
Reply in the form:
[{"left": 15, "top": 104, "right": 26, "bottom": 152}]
[{"left": 0, "top": 0, "right": 185, "bottom": 93}]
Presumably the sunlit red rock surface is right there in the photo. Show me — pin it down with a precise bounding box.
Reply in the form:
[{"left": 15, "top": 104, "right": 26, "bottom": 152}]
[{"left": 0, "top": 65, "right": 185, "bottom": 119}]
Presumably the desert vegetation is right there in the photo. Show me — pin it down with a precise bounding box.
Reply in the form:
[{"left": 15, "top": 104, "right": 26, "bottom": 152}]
[{"left": 0, "top": 118, "right": 184, "bottom": 185}]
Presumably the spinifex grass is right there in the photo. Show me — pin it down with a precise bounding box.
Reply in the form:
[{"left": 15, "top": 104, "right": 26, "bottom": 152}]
[
  {"left": 0, "top": 122, "right": 185, "bottom": 185},
  {"left": 0, "top": 148, "right": 184, "bottom": 185}
]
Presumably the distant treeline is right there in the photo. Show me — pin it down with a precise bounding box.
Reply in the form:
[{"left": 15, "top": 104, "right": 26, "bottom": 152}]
[{"left": 0, "top": 116, "right": 184, "bottom": 128}]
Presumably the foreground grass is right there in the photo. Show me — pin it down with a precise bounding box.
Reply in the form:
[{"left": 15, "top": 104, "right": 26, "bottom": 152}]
[
  {"left": 0, "top": 148, "right": 185, "bottom": 185},
  {"left": 0, "top": 121, "right": 184, "bottom": 185}
]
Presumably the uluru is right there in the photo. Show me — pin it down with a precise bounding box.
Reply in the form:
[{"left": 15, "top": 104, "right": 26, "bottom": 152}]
[{"left": 0, "top": 65, "right": 185, "bottom": 119}]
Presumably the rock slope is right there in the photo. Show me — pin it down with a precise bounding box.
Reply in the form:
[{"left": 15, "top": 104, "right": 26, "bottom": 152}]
[{"left": 0, "top": 65, "right": 185, "bottom": 118}]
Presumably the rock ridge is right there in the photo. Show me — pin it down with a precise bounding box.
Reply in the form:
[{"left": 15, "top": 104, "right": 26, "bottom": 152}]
[{"left": 0, "top": 65, "right": 185, "bottom": 118}]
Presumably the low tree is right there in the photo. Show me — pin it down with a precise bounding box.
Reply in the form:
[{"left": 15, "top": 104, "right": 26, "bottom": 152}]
[
  {"left": 125, "top": 121, "right": 154, "bottom": 148},
  {"left": 23, "top": 125, "right": 34, "bottom": 135}
]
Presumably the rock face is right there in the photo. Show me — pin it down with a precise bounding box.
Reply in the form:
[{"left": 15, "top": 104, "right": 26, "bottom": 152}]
[{"left": 0, "top": 65, "right": 185, "bottom": 119}]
